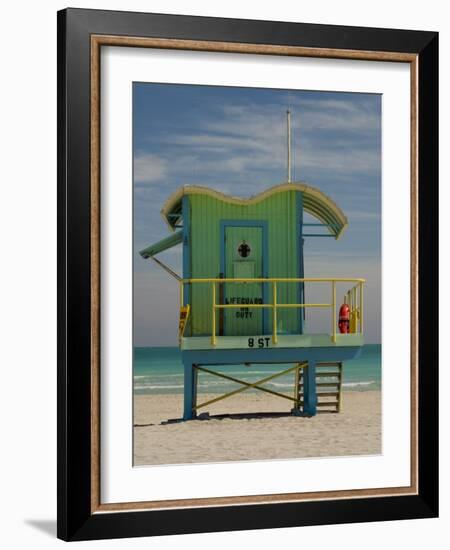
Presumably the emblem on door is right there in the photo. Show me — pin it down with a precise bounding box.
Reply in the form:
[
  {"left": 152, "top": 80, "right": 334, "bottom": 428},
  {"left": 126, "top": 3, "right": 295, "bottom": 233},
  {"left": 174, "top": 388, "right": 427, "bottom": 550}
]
[{"left": 238, "top": 241, "right": 251, "bottom": 258}]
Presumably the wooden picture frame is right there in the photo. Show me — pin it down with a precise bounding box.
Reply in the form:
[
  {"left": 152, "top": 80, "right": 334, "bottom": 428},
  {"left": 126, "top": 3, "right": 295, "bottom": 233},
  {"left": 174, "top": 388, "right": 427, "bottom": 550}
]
[{"left": 57, "top": 8, "right": 438, "bottom": 541}]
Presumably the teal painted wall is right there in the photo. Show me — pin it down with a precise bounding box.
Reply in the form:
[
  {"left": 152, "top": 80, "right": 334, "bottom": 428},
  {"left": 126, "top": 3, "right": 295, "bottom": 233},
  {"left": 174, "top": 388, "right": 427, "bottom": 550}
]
[{"left": 186, "top": 191, "right": 301, "bottom": 336}]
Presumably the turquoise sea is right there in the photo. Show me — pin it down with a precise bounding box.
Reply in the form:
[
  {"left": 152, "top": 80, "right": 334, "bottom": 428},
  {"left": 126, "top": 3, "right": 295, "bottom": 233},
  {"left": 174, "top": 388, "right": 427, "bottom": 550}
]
[{"left": 133, "top": 344, "right": 381, "bottom": 395}]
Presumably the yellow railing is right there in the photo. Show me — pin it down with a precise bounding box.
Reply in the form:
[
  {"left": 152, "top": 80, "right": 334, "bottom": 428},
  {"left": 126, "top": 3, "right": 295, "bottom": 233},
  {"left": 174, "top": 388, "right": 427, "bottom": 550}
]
[
  {"left": 180, "top": 278, "right": 365, "bottom": 346},
  {"left": 344, "top": 281, "right": 364, "bottom": 334}
]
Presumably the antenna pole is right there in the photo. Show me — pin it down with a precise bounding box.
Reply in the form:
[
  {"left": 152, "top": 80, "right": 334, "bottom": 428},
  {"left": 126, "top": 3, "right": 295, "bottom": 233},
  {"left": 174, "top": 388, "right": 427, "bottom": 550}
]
[{"left": 287, "top": 109, "right": 291, "bottom": 183}]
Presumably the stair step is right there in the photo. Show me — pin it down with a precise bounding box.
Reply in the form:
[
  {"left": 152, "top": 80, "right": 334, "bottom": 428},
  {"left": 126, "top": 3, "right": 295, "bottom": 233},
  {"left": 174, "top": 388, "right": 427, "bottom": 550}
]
[
  {"left": 299, "top": 392, "right": 340, "bottom": 398},
  {"left": 297, "top": 363, "right": 342, "bottom": 413},
  {"left": 299, "top": 382, "right": 340, "bottom": 388},
  {"left": 300, "top": 372, "right": 341, "bottom": 378},
  {"left": 299, "top": 401, "right": 339, "bottom": 407},
  {"left": 316, "top": 369, "right": 341, "bottom": 373}
]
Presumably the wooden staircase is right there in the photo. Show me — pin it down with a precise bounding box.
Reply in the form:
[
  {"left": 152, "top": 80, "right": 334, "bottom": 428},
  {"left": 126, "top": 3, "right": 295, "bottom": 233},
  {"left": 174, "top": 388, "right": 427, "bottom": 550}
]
[{"left": 297, "top": 362, "right": 343, "bottom": 413}]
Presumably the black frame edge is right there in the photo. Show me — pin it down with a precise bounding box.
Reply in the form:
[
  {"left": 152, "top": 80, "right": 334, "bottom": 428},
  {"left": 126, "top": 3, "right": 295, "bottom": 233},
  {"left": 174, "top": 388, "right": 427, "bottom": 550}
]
[
  {"left": 63, "top": 7, "right": 437, "bottom": 52},
  {"left": 417, "top": 33, "right": 439, "bottom": 517},
  {"left": 57, "top": 7, "right": 94, "bottom": 541},
  {"left": 70, "top": 495, "right": 437, "bottom": 542},
  {"left": 57, "top": 8, "right": 68, "bottom": 542},
  {"left": 57, "top": 8, "right": 439, "bottom": 541}
]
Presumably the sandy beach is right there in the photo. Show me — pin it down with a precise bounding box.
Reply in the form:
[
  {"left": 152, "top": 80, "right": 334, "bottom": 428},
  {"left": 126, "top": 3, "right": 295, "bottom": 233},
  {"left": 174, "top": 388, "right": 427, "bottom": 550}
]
[{"left": 134, "top": 390, "right": 381, "bottom": 466}]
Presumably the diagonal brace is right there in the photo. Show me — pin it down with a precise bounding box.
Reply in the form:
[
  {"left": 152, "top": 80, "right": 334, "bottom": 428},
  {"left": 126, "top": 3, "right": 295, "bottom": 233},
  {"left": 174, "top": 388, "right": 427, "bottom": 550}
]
[{"left": 193, "top": 362, "right": 307, "bottom": 411}]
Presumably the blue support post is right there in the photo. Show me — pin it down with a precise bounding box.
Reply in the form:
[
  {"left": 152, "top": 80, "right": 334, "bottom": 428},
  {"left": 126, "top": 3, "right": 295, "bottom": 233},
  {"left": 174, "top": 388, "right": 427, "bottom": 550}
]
[
  {"left": 183, "top": 361, "right": 197, "bottom": 420},
  {"left": 303, "top": 360, "right": 317, "bottom": 416}
]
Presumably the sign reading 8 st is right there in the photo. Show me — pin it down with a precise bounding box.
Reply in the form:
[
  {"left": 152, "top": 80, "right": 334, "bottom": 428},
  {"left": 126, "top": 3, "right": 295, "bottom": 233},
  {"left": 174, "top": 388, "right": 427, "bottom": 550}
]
[{"left": 247, "top": 337, "right": 270, "bottom": 348}]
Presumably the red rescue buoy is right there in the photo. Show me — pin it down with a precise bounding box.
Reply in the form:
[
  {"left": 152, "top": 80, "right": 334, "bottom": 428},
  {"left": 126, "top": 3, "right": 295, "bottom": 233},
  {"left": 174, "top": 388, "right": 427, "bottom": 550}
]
[{"left": 338, "top": 303, "right": 350, "bottom": 334}]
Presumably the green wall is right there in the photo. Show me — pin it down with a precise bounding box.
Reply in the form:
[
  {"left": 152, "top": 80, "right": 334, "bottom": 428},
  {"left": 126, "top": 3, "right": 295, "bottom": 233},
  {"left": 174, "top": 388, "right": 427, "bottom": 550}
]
[{"left": 185, "top": 191, "right": 301, "bottom": 337}]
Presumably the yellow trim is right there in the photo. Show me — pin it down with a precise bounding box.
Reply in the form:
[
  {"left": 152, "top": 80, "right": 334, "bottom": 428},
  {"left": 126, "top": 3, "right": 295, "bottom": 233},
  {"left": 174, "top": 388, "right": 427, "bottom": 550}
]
[
  {"left": 214, "top": 303, "right": 331, "bottom": 309},
  {"left": 343, "top": 281, "right": 364, "bottom": 335},
  {"left": 332, "top": 281, "right": 337, "bottom": 343},
  {"left": 272, "top": 282, "right": 278, "bottom": 344},
  {"left": 360, "top": 282, "right": 364, "bottom": 333},
  {"left": 161, "top": 183, "right": 348, "bottom": 238},
  {"left": 211, "top": 283, "right": 217, "bottom": 346},
  {"left": 183, "top": 277, "right": 365, "bottom": 283}
]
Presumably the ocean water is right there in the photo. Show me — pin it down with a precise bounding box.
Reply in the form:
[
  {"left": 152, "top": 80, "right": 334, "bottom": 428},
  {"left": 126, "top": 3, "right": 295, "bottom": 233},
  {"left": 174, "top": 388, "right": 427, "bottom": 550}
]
[{"left": 133, "top": 344, "right": 381, "bottom": 395}]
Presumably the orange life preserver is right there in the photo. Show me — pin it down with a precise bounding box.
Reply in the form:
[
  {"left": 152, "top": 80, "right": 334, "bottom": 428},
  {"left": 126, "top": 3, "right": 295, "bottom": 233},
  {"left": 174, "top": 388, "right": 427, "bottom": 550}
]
[{"left": 338, "top": 304, "right": 350, "bottom": 334}]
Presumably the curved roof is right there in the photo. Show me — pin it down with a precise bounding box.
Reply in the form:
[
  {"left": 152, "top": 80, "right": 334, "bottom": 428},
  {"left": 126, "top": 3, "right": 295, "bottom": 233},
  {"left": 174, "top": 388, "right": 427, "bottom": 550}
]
[{"left": 161, "top": 183, "right": 348, "bottom": 239}]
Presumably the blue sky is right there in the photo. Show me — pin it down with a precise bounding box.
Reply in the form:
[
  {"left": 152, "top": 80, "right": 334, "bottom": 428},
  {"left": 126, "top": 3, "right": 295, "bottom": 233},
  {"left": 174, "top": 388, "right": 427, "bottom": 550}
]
[{"left": 133, "top": 83, "right": 381, "bottom": 346}]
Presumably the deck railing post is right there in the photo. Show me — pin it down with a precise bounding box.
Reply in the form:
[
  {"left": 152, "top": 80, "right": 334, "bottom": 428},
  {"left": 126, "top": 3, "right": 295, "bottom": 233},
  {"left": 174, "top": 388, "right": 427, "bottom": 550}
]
[
  {"left": 360, "top": 282, "right": 364, "bottom": 334},
  {"left": 272, "top": 282, "right": 278, "bottom": 344},
  {"left": 332, "top": 280, "right": 336, "bottom": 343},
  {"left": 211, "top": 282, "right": 217, "bottom": 346}
]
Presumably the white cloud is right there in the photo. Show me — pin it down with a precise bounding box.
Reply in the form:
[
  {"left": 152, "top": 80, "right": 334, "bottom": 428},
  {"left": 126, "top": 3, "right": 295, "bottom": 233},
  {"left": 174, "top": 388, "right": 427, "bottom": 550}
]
[
  {"left": 149, "top": 97, "right": 380, "bottom": 186},
  {"left": 291, "top": 97, "right": 380, "bottom": 132},
  {"left": 211, "top": 97, "right": 380, "bottom": 139},
  {"left": 134, "top": 153, "right": 167, "bottom": 184}
]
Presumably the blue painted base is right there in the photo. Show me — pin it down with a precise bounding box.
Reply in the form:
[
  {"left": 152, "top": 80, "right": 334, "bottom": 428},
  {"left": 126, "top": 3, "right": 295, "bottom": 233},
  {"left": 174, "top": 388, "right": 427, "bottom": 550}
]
[{"left": 182, "top": 346, "right": 362, "bottom": 420}]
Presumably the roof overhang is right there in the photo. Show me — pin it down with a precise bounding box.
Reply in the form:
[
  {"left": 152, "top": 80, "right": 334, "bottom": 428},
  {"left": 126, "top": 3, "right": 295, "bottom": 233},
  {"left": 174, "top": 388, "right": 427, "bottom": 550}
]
[
  {"left": 139, "top": 230, "right": 183, "bottom": 259},
  {"left": 161, "top": 183, "right": 348, "bottom": 239}
]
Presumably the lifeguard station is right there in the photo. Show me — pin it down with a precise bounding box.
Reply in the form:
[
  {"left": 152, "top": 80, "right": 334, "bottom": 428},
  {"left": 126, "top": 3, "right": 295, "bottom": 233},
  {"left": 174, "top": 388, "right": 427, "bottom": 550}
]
[{"left": 140, "top": 113, "right": 365, "bottom": 420}]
